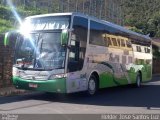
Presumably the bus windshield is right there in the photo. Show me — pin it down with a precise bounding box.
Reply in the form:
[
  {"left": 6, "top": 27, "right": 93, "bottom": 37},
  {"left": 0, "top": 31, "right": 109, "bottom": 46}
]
[
  {"left": 14, "top": 31, "right": 66, "bottom": 70},
  {"left": 14, "top": 16, "right": 70, "bottom": 71}
]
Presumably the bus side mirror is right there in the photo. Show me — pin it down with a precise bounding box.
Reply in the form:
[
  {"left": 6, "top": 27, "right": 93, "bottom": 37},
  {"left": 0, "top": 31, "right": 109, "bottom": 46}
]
[
  {"left": 61, "top": 29, "right": 68, "bottom": 45},
  {"left": 4, "top": 31, "right": 18, "bottom": 47},
  {"left": 4, "top": 32, "right": 10, "bottom": 46}
]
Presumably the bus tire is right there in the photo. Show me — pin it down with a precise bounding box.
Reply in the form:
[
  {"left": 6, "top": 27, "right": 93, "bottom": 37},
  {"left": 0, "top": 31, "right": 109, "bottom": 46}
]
[
  {"left": 87, "top": 75, "right": 98, "bottom": 95},
  {"left": 135, "top": 72, "right": 141, "bottom": 87}
]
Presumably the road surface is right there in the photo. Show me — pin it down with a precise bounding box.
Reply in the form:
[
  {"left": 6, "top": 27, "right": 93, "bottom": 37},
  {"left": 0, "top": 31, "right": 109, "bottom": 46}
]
[{"left": 0, "top": 75, "right": 160, "bottom": 114}]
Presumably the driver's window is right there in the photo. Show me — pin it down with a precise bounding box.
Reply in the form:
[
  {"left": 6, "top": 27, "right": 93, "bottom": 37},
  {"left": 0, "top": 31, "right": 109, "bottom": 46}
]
[
  {"left": 17, "top": 36, "right": 34, "bottom": 61},
  {"left": 68, "top": 16, "right": 88, "bottom": 72},
  {"left": 69, "top": 40, "right": 80, "bottom": 62}
]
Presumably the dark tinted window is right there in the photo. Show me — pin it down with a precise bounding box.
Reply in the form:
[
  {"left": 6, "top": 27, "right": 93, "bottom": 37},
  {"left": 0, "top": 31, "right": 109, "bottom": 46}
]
[
  {"left": 144, "top": 47, "right": 150, "bottom": 53},
  {"left": 90, "top": 21, "right": 106, "bottom": 46},
  {"left": 136, "top": 46, "right": 141, "bottom": 52},
  {"left": 112, "top": 38, "right": 118, "bottom": 46}
]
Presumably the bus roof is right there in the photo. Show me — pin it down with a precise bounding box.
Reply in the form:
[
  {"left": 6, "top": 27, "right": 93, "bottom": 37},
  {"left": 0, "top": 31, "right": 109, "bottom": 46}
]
[
  {"left": 26, "top": 13, "right": 73, "bottom": 19},
  {"left": 25, "top": 12, "right": 151, "bottom": 42}
]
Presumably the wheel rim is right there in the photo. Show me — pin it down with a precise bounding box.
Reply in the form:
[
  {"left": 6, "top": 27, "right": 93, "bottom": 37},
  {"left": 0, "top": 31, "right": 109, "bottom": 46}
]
[{"left": 89, "top": 79, "right": 96, "bottom": 92}]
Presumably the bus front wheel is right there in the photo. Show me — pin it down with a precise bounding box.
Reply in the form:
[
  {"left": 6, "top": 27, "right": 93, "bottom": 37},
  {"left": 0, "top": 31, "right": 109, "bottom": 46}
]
[{"left": 87, "top": 75, "right": 98, "bottom": 95}]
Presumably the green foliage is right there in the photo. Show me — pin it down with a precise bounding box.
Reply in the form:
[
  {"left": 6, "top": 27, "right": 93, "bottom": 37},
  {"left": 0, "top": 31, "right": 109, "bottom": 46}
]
[
  {"left": 153, "top": 49, "right": 160, "bottom": 59},
  {"left": 122, "top": 0, "right": 160, "bottom": 38},
  {"left": 0, "top": 4, "right": 47, "bottom": 33},
  {"left": 129, "top": 27, "right": 143, "bottom": 34},
  {"left": 0, "top": 19, "right": 14, "bottom": 33}
]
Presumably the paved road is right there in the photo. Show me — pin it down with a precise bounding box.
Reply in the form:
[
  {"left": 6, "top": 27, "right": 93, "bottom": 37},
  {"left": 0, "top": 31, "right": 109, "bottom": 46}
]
[{"left": 0, "top": 75, "right": 160, "bottom": 114}]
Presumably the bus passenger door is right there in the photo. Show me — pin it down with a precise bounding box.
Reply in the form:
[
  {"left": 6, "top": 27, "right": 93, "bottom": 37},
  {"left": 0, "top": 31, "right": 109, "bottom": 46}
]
[{"left": 66, "top": 16, "right": 88, "bottom": 93}]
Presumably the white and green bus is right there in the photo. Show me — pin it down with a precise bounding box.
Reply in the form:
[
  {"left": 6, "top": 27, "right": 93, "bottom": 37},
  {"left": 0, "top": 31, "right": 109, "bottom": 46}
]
[{"left": 10, "top": 12, "right": 152, "bottom": 95}]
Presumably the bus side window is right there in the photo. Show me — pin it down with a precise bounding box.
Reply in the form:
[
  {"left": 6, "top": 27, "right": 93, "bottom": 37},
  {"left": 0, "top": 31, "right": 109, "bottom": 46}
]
[
  {"left": 107, "top": 37, "right": 112, "bottom": 46},
  {"left": 144, "top": 48, "right": 147, "bottom": 53},
  {"left": 136, "top": 46, "right": 141, "bottom": 52},
  {"left": 104, "top": 36, "right": 109, "bottom": 47},
  {"left": 89, "top": 21, "right": 106, "bottom": 46},
  {"left": 126, "top": 40, "right": 132, "bottom": 48},
  {"left": 145, "top": 47, "right": 150, "bottom": 53},
  {"left": 121, "top": 39, "right": 126, "bottom": 47},
  {"left": 69, "top": 40, "right": 80, "bottom": 62},
  {"left": 112, "top": 38, "right": 118, "bottom": 46},
  {"left": 117, "top": 39, "right": 121, "bottom": 47},
  {"left": 147, "top": 48, "right": 150, "bottom": 53}
]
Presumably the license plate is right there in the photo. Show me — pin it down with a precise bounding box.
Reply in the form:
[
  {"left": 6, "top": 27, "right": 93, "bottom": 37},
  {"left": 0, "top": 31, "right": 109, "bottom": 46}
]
[{"left": 29, "top": 83, "right": 38, "bottom": 88}]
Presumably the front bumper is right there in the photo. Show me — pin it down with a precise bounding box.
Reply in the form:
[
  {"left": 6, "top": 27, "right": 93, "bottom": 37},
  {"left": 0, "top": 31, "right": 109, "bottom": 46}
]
[{"left": 12, "top": 76, "right": 66, "bottom": 93}]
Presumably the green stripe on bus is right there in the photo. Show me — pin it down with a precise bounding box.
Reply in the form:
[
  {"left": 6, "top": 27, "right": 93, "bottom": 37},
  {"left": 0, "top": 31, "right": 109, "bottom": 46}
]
[{"left": 12, "top": 76, "right": 66, "bottom": 93}]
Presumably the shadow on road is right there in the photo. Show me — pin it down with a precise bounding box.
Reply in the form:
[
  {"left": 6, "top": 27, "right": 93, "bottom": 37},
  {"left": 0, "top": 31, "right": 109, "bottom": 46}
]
[
  {"left": 0, "top": 76, "right": 160, "bottom": 109},
  {"left": 36, "top": 84, "right": 160, "bottom": 108}
]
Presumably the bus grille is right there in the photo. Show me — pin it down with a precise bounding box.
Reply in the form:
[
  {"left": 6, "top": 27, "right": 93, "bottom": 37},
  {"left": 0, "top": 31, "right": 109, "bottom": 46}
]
[{"left": 20, "top": 75, "right": 48, "bottom": 80}]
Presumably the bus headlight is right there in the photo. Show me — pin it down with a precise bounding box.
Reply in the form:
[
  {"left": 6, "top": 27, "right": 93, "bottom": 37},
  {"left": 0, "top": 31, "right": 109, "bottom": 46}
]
[
  {"left": 12, "top": 67, "right": 20, "bottom": 77},
  {"left": 49, "top": 74, "right": 67, "bottom": 79}
]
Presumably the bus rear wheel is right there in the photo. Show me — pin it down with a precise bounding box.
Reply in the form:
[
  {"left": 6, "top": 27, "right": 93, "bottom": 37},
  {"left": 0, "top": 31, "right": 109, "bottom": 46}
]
[{"left": 87, "top": 75, "right": 98, "bottom": 95}]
